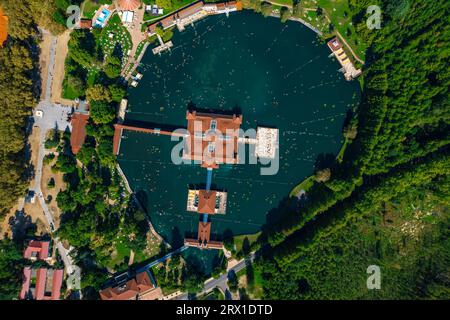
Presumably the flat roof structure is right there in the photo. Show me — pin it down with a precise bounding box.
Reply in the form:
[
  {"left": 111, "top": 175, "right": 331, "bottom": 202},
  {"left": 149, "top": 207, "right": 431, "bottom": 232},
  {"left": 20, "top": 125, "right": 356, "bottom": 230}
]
[
  {"left": 255, "top": 127, "right": 279, "bottom": 159},
  {"left": 183, "top": 110, "right": 242, "bottom": 169},
  {"left": 70, "top": 112, "right": 90, "bottom": 155}
]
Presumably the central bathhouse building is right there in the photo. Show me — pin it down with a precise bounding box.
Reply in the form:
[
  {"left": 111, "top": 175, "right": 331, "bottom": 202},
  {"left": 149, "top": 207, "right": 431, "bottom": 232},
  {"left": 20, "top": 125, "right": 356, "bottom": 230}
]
[{"left": 183, "top": 110, "right": 243, "bottom": 169}]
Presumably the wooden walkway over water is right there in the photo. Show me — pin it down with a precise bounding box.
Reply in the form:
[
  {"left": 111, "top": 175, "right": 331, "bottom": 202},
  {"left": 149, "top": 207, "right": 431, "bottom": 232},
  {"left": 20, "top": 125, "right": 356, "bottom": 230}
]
[{"left": 113, "top": 123, "right": 186, "bottom": 155}]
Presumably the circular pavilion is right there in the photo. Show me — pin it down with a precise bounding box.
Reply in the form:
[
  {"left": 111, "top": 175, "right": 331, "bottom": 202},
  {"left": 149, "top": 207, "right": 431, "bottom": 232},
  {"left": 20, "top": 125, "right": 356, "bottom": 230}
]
[{"left": 118, "top": 0, "right": 141, "bottom": 11}]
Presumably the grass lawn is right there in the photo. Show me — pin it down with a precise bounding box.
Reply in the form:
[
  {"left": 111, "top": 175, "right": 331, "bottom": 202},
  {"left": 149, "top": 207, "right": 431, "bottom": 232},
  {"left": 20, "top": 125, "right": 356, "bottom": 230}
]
[
  {"left": 62, "top": 83, "right": 79, "bottom": 100},
  {"left": 302, "top": 8, "right": 330, "bottom": 33},
  {"left": 107, "top": 230, "right": 162, "bottom": 270},
  {"left": 86, "top": 69, "right": 99, "bottom": 87},
  {"left": 134, "top": 36, "right": 157, "bottom": 60},
  {"left": 289, "top": 175, "right": 315, "bottom": 198},
  {"left": 236, "top": 264, "right": 264, "bottom": 299},
  {"left": 99, "top": 13, "right": 133, "bottom": 65},
  {"left": 82, "top": 0, "right": 101, "bottom": 19},
  {"left": 308, "top": 0, "right": 367, "bottom": 60},
  {"left": 232, "top": 232, "right": 261, "bottom": 253},
  {"left": 62, "top": 76, "right": 84, "bottom": 100},
  {"left": 249, "top": 267, "right": 264, "bottom": 298}
]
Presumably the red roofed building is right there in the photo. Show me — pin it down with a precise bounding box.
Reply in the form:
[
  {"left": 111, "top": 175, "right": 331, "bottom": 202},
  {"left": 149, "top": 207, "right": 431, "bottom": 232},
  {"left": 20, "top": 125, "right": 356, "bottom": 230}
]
[
  {"left": 187, "top": 189, "right": 227, "bottom": 214},
  {"left": 23, "top": 240, "right": 50, "bottom": 261},
  {"left": 0, "top": 7, "right": 8, "bottom": 47},
  {"left": 198, "top": 190, "right": 216, "bottom": 213},
  {"left": 197, "top": 221, "right": 211, "bottom": 245},
  {"left": 183, "top": 110, "right": 242, "bottom": 169},
  {"left": 176, "top": 1, "right": 204, "bottom": 19},
  {"left": 19, "top": 240, "right": 64, "bottom": 300},
  {"left": 70, "top": 112, "right": 90, "bottom": 154},
  {"left": 99, "top": 271, "right": 163, "bottom": 300},
  {"left": 119, "top": 0, "right": 141, "bottom": 11},
  {"left": 184, "top": 221, "right": 224, "bottom": 250},
  {"left": 79, "top": 19, "right": 92, "bottom": 29}
]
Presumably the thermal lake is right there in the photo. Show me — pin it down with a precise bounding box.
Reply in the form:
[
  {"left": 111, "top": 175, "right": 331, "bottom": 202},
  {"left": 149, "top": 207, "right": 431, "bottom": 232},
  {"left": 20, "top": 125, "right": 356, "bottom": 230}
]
[{"left": 118, "top": 10, "right": 360, "bottom": 249}]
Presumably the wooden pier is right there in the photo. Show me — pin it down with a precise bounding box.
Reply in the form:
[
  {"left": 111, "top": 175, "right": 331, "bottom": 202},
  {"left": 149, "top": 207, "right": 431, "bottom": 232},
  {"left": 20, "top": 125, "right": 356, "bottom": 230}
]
[{"left": 113, "top": 123, "right": 186, "bottom": 155}]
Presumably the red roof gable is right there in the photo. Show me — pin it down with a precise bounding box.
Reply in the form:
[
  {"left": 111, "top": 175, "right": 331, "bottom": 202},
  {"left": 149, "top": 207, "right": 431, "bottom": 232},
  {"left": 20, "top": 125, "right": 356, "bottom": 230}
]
[
  {"left": 20, "top": 241, "right": 64, "bottom": 300},
  {"left": 198, "top": 190, "right": 217, "bottom": 214},
  {"left": 99, "top": 271, "right": 157, "bottom": 300},
  {"left": 23, "top": 240, "right": 49, "bottom": 260},
  {"left": 79, "top": 19, "right": 92, "bottom": 29},
  {"left": 70, "top": 113, "right": 90, "bottom": 154}
]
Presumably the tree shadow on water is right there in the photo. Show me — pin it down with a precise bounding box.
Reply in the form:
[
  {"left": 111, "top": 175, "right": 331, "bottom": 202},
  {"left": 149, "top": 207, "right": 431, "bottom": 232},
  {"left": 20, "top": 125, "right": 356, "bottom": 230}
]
[
  {"left": 134, "top": 190, "right": 149, "bottom": 213},
  {"left": 314, "top": 153, "right": 335, "bottom": 170},
  {"left": 171, "top": 226, "right": 184, "bottom": 249}
]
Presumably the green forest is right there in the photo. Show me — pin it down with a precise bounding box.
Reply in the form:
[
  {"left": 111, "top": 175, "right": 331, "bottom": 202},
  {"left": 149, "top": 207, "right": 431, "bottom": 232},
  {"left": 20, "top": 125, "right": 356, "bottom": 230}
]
[
  {"left": 0, "top": 0, "right": 84, "bottom": 216},
  {"left": 256, "top": 0, "right": 450, "bottom": 299}
]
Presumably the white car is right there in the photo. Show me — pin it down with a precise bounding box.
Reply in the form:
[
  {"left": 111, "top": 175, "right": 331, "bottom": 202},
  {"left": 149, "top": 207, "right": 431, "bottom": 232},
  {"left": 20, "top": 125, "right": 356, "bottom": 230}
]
[{"left": 35, "top": 110, "right": 43, "bottom": 118}]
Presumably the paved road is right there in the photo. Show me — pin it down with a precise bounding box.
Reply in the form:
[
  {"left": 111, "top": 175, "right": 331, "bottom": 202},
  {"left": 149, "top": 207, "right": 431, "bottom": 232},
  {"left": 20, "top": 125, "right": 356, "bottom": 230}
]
[
  {"left": 175, "top": 252, "right": 256, "bottom": 300},
  {"left": 31, "top": 32, "right": 77, "bottom": 278}
]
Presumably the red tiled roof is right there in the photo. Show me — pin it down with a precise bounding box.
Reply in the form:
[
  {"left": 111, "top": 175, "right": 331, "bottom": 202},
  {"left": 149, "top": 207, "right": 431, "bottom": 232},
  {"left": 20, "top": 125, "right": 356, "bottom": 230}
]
[
  {"left": 185, "top": 110, "right": 242, "bottom": 169},
  {"left": 119, "top": 0, "right": 141, "bottom": 11},
  {"left": 79, "top": 19, "right": 92, "bottom": 29},
  {"left": 177, "top": 1, "right": 204, "bottom": 19},
  {"left": 70, "top": 113, "right": 90, "bottom": 154},
  {"left": 148, "top": 22, "right": 158, "bottom": 34},
  {"left": 327, "top": 37, "right": 342, "bottom": 52},
  {"left": 160, "top": 15, "right": 176, "bottom": 28},
  {"left": 34, "top": 268, "right": 47, "bottom": 300},
  {"left": 198, "top": 221, "right": 211, "bottom": 245},
  {"left": 0, "top": 7, "right": 8, "bottom": 47},
  {"left": 148, "top": 1, "right": 205, "bottom": 32},
  {"left": 207, "top": 240, "right": 223, "bottom": 249},
  {"left": 99, "top": 271, "right": 158, "bottom": 300},
  {"left": 20, "top": 241, "right": 64, "bottom": 300},
  {"left": 23, "top": 240, "right": 49, "bottom": 260},
  {"left": 198, "top": 190, "right": 217, "bottom": 214},
  {"left": 140, "top": 287, "right": 163, "bottom": 300},
  {"left": 47, "top": 269, "right": 64, "bottom": 300},
  {"left": 19, "top": 267, "right": 31, "bottom": 299},
  {"left": 184, "top": 222, "right": 224, "bottom": 250},
  {"left": 20, "top": 268, "right": 63, "bottom": 300}
]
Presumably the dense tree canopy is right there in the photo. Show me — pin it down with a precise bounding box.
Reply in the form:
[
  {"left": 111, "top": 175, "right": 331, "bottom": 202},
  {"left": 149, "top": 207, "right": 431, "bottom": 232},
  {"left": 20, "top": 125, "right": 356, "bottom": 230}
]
[
  {"left": 0, "top": 239, "right": 24, "bottom": 300},
  {"left": 0, "top": 38, "right": 36, "bottom": 216}
]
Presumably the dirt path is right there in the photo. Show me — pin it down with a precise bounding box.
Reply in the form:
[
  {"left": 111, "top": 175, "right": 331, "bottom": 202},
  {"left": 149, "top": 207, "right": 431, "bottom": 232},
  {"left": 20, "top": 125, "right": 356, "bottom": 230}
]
[
  {"left": 51, "top": 30, "right": 72, "bottom": 105},
  {"left": 267, "top": 0, "right": 292, "bottom": 8}
]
